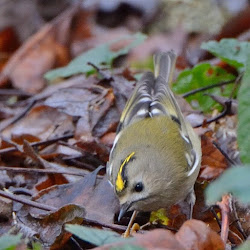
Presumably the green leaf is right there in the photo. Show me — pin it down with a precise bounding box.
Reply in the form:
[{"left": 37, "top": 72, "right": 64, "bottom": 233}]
[
  {"left": 0, "top": 233, "right": 22, "bottom": 250},
  {"left": 173, "top": 63, "right": 235, "bottom": 112},
  {"left": 45, "top": 33, "right": 147, "bottom": 81},
  {"left": 201, "top": 39, "right": 250, "bottom": 71},
  {"left": 65, "top": 224, "right": 130, "bottom": 246},
  {"left": 205, "top": 166, "right": 250, "bottom": 205},
  {"left": 238, "top": 56, "right": 250, "bottom": 164},
  {"left": 28, "top": 241, "right": 42, "bottom": 250},
  {"left": 236, "top": 240, "right": 250, "bottom": 250}
]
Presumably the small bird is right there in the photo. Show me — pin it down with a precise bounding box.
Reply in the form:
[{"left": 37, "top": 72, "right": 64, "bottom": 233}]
[{"left": 106, "top": 51, "right": 201, "bottom": 225}]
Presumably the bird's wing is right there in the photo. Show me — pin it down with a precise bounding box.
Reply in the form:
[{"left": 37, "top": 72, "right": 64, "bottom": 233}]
[
  {"left": 115, "top": 51, "right": 200, "bottom": 174},
  {"left": 153, "top": 51, "right": 200, "bottom": 174},
  {"left": 116, "top": 71, "right": 155, "bottom": 133},
  {"left": 117, "top": 51, "right": 185, "bottom": 133}
]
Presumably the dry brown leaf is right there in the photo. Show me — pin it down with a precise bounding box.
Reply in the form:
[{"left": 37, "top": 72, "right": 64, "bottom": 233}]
[
  {"left": 17, "top": 204, "right": 85, "bottom": 249},
  {"left": 95, "top": 229, "right": 184, "bottom": 250},
  {"left": 0, "top": 27, "right": 20, "bottom": 73},
  {"left": 199, "top": 134, "right": 228, "bottom": 180},
  {"left": 35, "top": 174, "right": 69, "bottom": 192},
  {"left": 45, "top": 86, "right": 99, "bottom": 117},
  {"left": 73, "top": 86, "right": 118, "bottom": 154},
  {"left": 29, "top": 172, "right": 119, "bottom": 225},
  {"left": 176, "top": 219, "right": 225, "bottom": 250},
  {"left": 89, "top": 89, "right": 115, "bottom": 131},
  {"left": 10, "top": 37, "right": 59, "bottom": 93},
  {"left": 0, "top": 5, "right": 79, "bottom": 93},
  {"left": 110, "top": 75, "right": 135, "bottom": 113},
  {"left": 95, "top": 220, "right": 224, "bottom": 250},
  {"left": 2, "top": 105, "right": 74, "bottom": 142}
]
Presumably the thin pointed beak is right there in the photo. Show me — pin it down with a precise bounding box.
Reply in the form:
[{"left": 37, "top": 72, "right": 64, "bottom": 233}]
[{"left": 118, "top": 202, "right": 131, "bottom": 221}]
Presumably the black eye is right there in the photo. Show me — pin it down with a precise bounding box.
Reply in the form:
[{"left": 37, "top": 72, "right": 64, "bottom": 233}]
[{"left": 134, "top": 182, "right": 144, "bottom": 192}]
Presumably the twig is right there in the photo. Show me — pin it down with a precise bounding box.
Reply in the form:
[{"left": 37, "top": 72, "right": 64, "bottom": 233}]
[
  {"left": 0, "top": 189, "right": 127, "bottom": 233},
  {"left": 231, "top": 200, "right": 247, "bottom": 240},
  {"left": 10, "top": 187, "right": 33, "bottom": 196},
  {"left": 0, "top": 100, "right": 36, "bottom": 132},
  {"left": 149, "top": 223, "right": 178, "bottom": 232},
  {"left": 69, "top": 237, "right": 84, "bottom": 250},
  {"left": 87, "top": 62, "right": 112, "bottom": 79},
  {"left": 83, "top": 218, "right": 127, "bottom": 233},
  {"left": 228, "top": 229, "right": 244, "bottom": 244},
  {"left": 0, "top": 166, "right": 103, "bottom": 179},
  {"left": 212, "top": 141, "right": 236, "bottom": 166},
  {"left": 2, "top": 137, "right": 24, "bottom": 152},
  {"left": 182, "top": 79, "right": 236, "bottom": 98},
  {"left": 217, "top": 194, "right": 231, "bottom": 245},
  {"left": 210, "top": 205, "right": 222, "bottom": 228},
  {"left": 0, "top": 89, "right": 32, "bottom": 97},
  {"left": 0, "top": 190, "right": 56, "bottom": 212},
  {"left": 193, "top": 100, "right": 232, "bottom": 128},
  {"left": 229, "top": 74, "right": 242, "bottom": 100},
  {"left": 66, "top": 158, "right": 97, "bottom": 172},
  {"left": 211, "top": 204, "right": 244, "bottom": 244},
  {"left": 0, "top": 133, "right": 74, "bottom": 154}
]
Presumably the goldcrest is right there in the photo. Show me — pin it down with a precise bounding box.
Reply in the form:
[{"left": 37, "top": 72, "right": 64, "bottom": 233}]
[{"left": 107, "top": 51, "right": 201, "bottom": 221}]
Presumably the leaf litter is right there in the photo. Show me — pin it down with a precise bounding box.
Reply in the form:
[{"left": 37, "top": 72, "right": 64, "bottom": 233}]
[{"left": 0, "top": 2, "right": 249, "bottom": 249}]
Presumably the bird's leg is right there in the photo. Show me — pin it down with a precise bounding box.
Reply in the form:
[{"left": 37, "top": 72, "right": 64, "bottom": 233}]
[
  {"left": 123, "top": 210, "right": 138, "bottom": 237},
  {"left": 184, "top": 189, "right": 196, "bottom": 219}
]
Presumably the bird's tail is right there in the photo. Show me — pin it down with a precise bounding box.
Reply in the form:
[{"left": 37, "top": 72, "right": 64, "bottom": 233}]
[
  {"left": 117, "top": 51, "right": 186, "bottom": 134},
  {"left": 153, "top": 50, "right": 176, "bottom": 84}
]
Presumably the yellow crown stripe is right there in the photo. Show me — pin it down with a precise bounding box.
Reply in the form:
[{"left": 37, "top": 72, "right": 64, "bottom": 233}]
[{"left": 116, "top": 152, "right": 135, "bottom": 192}]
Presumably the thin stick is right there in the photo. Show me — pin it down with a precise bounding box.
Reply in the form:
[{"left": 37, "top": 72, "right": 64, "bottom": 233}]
[
  {"left": 0, "top": 190, "right": 56, "bottom": 212},
  {"left": 0, "top": 166, "right": 103, "bottom": 178},
  {"left": 212, "top": 141, "right": 236, "bottom": 166},
  {"left": 0, "top": 100, "right": 36, "bottom": 132},
  {"left": 210, "top": 206, "right": 222, "bottom": 228},
  {"left": 84, "top": 218, "right": 127, "bottom": 233},
  {"left": 69, "top": 237, "right": 84, "bottom": 250},
  {"left": 217, "top": 194, "right": 231, "bottom": 245},
  {"left": 193, "top": 100, "right": 232, "bottom": 128},
  {"left": 231, "top": 200, "right": 247, "bottom": 240},
  {"left": 182, "top": 79, "right": 235, "bottom": 98},
  {"left": 87, "top": 62, "right": 112, "bottom": 79},
  {"left": 0, "top": 89, "right": 32, "bottom": 97},
  {"left": 0, "top": 133, "right": 74, "bottom": 154},
  {"left": 0, "top": 189, "right": 127, "bottom": 233}
]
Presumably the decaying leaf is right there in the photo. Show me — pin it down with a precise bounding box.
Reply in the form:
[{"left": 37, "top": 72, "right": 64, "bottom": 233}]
[
  {"left": 69, "top": 219, "right": 224, "bottom": 250},
  {"left": 17, "top": 204, "right": 85, "bottom": 248},
  {"left": 2, "top": 105, "right": 74, "bottom": 142},
  {"left": 29, "top": 171, "right": 119, "bottom": 224},
  {"left": 200, "top": 133, "right": 228, "bottom": 180},
  {"left": 0, "top": 5, "right": 79, "bottom": 93}
]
